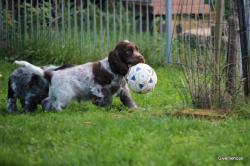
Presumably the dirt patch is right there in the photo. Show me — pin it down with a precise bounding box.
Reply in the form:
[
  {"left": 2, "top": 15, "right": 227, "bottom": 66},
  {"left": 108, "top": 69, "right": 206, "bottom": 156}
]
[{"left": 173, "top": 109, "right": 230, "bottom": 120}]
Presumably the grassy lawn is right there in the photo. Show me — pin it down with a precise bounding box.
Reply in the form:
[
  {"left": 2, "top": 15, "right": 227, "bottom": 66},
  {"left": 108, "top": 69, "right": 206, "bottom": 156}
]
[{"left": 0, "top": 60, "right": 250, "bottom": 166}]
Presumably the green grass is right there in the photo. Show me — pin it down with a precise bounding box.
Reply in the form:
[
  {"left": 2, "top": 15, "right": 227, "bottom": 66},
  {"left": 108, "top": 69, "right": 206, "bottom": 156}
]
[{"left": 0, "top": 60, "right": 250, "bottom": 166}]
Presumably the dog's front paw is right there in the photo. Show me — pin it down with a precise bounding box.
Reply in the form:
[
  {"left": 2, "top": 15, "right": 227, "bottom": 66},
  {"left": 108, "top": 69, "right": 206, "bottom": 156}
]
[
  {"left": 92, "top": 97, "right": 112, "bottom": 107},
  {"left": 42, "top": 98, "right": 53, "bottom": 112},
  {"left": 7, "top": 99, "right": 17, "bottom": 113}
]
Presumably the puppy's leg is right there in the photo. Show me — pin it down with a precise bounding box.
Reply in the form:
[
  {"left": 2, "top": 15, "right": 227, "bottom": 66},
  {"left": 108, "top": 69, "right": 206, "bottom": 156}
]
[
  {"left": 92, "top": 87, "right": 112, "bottom": 107},
  {"left": 42, "top": 97, "right": 53, "bottom": 111},
  {"left": 7, "top": 79, "right": 17, "bottom": 112},
  {"left": 20, "top": 99, "right": 25, "bottom": 109},
  {"left": 24, "top": 102, "right": 37, "bottom": 112},
  {"left": 24, "top": 95, "right": 38, "bottom": 112},
  {"left": 42, "top": 92, "right": 73, "bottom": 112},
  {"left": 118, "top": 85, "right": 137, "bottom": 109},
  {"left": 52, "top": 99, "right": 70, "bottom": 111}
]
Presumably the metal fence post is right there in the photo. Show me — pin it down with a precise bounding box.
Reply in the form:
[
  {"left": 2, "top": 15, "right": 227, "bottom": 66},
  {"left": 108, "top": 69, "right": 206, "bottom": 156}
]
[
  {"left": 133, "top": 1, "right": 136, "bottom": 42},
  {"left": 62, "top": 0, "right": 65, "bottom": 45},
  {"left": 87, "top": 0, "right": 90, "bottom": 48},
  {"left": 0, "top": 0, "right": 2, "bottom": 40},
  {"left": 3, "top": 0, "right": 7, "bottom": 46},
  {"left": 245, "top": 0, "right": 250, "bottom": 50},
  {"left": 24, "top": 0, "right": 27, "bottom": 38},
  {"left": 30, "top": 0, "right": 33, "bottom": 36},
  {"left": 126, "top": 0, "right": 129, "bottom": 39},
  {"left": 74, "top": 0, "right": 78, "bottom": 46},
  {"left": 139, "top": 0, "right": 142, "bottom": 46},
  {"left": 106, "top": 0, "right": 109, "bottom": 49},
  {"left": 80, "top": 0, "right": 83, "bottom": 49},
  {"left": 146, "top": 1, "right": 149, "bottom": 47},
  {"left": 166, "top": 0, "right": 172, "bottom": 63},
  {"left": 68, "top": 0, "right": 71, "bottom": 45},
  {"left": 47, "top": 0, "right": 51, "bottom": 39},
  {"left": 94, "top": 0, "right": 96, "bottom": 47},
  {"left": 16, "top": 0, "right": 20, "bottom": 39},
  {"left": 113, "top": 0, "right": 116, "bottom": 47},
  {"left": 160, "top": 0, "right": 163, "bottom": 39},
  {"left": 119, "top": 0, "right": 122, "bottom": 41},
  {"left": 48, "top": 0, "right": 52, "bottom": 32},
  {"left": 100, "top": 0, "right": 103, "bottom": 45},
  {"left": 11, "top": 0, "right": 15, "bottom": 40},
  {"left": 42, "top": 0, "right": 45, "bottom": 31},
  {"left": 36, "top": 0, "right": 39, "bottom": 34},
  {"left": 55, "top": 0, "right": 58, "bottom": 33}
]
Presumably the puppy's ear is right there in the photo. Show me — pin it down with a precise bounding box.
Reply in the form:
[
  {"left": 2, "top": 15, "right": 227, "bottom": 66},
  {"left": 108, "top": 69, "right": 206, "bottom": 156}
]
[{"left": 108, "top": 50, "right": 128, "bottom": 76}]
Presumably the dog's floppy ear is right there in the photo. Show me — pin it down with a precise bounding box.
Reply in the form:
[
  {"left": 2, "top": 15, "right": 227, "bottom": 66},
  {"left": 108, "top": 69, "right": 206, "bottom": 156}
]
[{"left": 108, "top": 50, "right": 129, "bottom": 76}]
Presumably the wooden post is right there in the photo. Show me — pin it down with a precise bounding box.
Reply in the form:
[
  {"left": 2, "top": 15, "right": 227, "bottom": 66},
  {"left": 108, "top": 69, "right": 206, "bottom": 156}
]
[
  {"left": 213, "top": 0, "right": 224, "bottom": 104},
  {"left": 236, "top": 0, "right": 250, "bottom": 97},
  {"left": 226, "top": 17, "right": 237, "bottom": 96}
]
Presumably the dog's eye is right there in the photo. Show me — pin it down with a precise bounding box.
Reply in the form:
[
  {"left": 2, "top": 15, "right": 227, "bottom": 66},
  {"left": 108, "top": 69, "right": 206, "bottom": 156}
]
[{"left": 126, "top": 50, "right": 132, "bottom": 55}]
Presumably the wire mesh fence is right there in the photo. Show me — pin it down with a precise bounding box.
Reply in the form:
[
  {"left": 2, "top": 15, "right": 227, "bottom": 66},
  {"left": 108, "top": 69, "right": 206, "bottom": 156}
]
[
  {"left": 173, "top": 0, "right": 250, "bottom": 109},
  {"left": 0, "top": 0, "right": 250, "bottom": 109},
  {"left": 0, "top": 0, "right": 170, "bottom": 55}
]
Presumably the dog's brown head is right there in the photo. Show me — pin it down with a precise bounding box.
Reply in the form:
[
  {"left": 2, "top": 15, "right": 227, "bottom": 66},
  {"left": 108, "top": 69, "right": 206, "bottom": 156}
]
[{"left": 108, "top": 40, "right": 145, "bottom": 76}]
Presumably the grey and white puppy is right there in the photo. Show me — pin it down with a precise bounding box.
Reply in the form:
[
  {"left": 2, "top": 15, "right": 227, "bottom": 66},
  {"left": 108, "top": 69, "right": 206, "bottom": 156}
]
[{"left": 7, "top": 64, "right": 74, "bottom": 112}]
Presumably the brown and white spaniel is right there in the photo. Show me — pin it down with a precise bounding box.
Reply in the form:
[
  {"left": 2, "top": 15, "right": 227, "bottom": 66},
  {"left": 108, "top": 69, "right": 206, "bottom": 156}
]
[{"left": 15, "top": 40, "right": 145, "bottom": 111}]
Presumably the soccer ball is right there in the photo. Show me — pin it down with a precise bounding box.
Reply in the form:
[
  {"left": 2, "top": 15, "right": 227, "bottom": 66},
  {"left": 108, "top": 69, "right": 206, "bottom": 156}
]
[{"left": 126, "top": 63, "right": 157, "bottom": 93}]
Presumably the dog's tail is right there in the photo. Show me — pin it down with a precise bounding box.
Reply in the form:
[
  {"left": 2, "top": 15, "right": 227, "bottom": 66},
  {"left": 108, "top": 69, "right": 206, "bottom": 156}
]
[{"left": 14, "top": 61, "right": 45, "bottom": 77}]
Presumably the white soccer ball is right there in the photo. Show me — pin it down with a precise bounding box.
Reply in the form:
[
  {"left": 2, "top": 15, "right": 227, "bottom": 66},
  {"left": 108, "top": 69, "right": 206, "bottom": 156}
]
[{"left": 126, "top": 63, "right": 157, "bottom": 93}]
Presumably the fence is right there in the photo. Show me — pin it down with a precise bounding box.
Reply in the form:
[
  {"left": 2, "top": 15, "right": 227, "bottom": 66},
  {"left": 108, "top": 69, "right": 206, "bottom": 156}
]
[
  {"left": 0, "top": 0, "right": 174, "bottom": 63},
  {"left": 0, "top": 1, "right": 230, "bottom": 63},
  {"left": 174, "top": 0, "right": 250, "bottom": 109}
]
